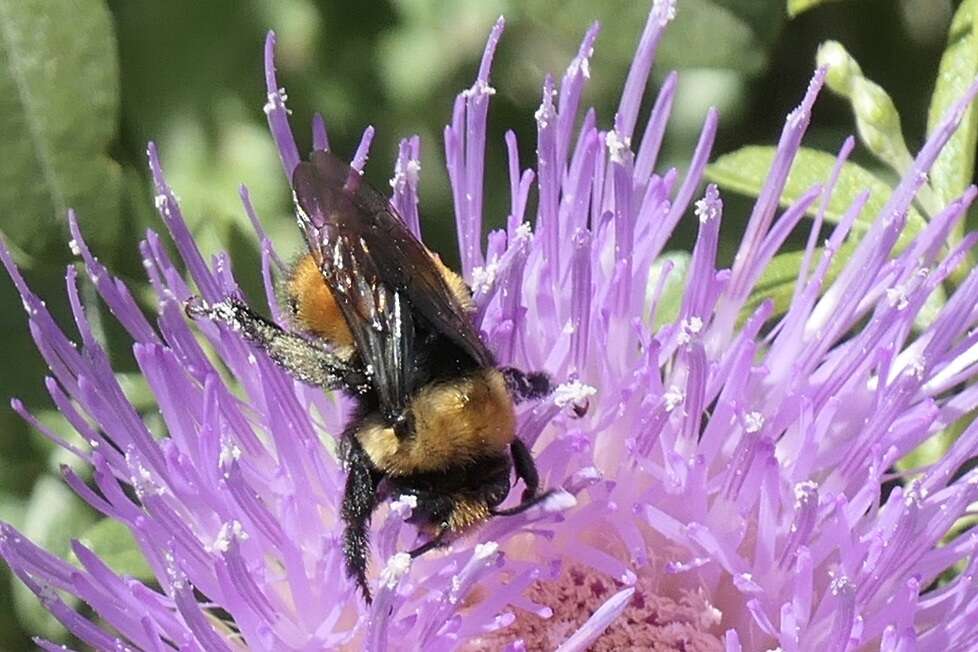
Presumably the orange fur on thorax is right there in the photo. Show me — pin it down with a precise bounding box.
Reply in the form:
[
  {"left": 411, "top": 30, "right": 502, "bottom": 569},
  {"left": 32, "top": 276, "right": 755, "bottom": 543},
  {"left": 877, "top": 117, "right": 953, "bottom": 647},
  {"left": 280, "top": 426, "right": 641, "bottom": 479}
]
[
  {"left": 284, "top": 249, "right": 472, "bottom": 347},
  {"left": 284, "top": 254, "right": 354, "bottom": 348}
]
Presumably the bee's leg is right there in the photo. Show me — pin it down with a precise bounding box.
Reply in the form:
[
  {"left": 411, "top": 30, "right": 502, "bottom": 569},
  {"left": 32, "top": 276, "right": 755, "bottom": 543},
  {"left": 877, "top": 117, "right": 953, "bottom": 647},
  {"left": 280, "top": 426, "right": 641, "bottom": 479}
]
[
  {"left": 340, "top": 437, "right": 384, "bottom": 602},
  {"left": 500, "top": 367, "right": 553, "bottom": 404},
  {"left": 510, "top": 438, "right": 540, "bottom": 502},
  {"left": 489, "top": 489, "right": 555, "bottom": 517},
  {"left": 407, "top": 527, "right": 449, "bottom": 558},
  {"left": 501, "top": 368, "right": 590, "bottom": 418},
  {"left": 186, "top": 297, "right": 364, "bottom": 391}
]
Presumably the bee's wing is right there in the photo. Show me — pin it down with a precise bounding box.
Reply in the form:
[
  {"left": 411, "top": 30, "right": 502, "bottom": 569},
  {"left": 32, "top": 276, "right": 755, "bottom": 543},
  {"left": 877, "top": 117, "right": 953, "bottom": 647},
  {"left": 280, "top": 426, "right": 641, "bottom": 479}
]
[{"left": 292, "top": 150, "right": 493, "bottom": 416}]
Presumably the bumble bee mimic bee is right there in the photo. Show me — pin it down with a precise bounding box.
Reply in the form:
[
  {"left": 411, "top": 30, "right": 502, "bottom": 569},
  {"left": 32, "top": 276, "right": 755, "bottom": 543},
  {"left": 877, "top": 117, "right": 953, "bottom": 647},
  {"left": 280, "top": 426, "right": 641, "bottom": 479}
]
[{"left": 187, "top": 150, "right": 563, "bottom": 601}]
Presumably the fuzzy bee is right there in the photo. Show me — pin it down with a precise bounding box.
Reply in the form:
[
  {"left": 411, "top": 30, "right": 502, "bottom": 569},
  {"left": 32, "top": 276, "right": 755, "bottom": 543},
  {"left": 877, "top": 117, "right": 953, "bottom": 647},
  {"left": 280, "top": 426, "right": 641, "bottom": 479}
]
[{"left": 187, "top": 150, "right": 560, "bottom": 601}]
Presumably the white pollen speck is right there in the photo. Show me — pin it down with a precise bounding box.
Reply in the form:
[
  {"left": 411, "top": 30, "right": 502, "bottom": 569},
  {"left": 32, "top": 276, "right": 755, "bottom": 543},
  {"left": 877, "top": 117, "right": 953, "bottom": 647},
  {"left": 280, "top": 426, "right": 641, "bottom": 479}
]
[
  {"left": 694, "top": 196, "right": 720, "bottom": 223},
  {"left": 399, "top": 494, "right": 418, "bottom": 508},
  {"left": 885, "top": 285, "right": 910, "bottom": 310},
  {"left": 390, "top": 494, "right": 418, "bottom": 518},
  {"left": 205, "top": 520, "right": 248, "bottom": 554},
  {"left": 677, "top": 316, "right": 703, "bottom": 345},
  {"left": 535, "top": 104, "right": 551, "bottom": 128},
  {"left": 463, "top": 79, "right": 496, "bottom": 98},
  {"left": 605, "top": 130, "right": 632, "bottom": 164},
  {"left": 379, "top": 552, "right": 412, "bottom": 590},
  {"left": 543, "top": 490, "right": 577, "bottom": 512},
  {"left": 553, "top": 380, "right": 597, "bottom": 408},
  {"left": 744, "top": 411, "right": 765, "bottom": 433},
  {"left": 705, "top": 604, "right": 723, "bottom": 627},
  {"left": 829, "top": 573, "right": 853, "bottom": 595},
  {"left": 474, "top": 541, "right": 499, "bottom": 560},
  {"left": 573, "top": 466, "right": 601, "bottom": 481},
  {"left": 652, "top": 0, "right": 677, "bottom": 25},
  {"left": 218, "top": 436, "right": 242, "bottom": 468},
  {"left": 471, "top": 258, "right": 501, "bottom": 294},
  {"left": 794, "top": 480, "right": 817, "bottom": 505},
  {"left": 787, "top": 108, "right": 805, "bottom": 128},
  {"left": 663, "top": 385, "right": 684, "bottom": 412},
  {"left": 154, "top": 194, "right": 167, "bottom": 210},
  {"left": 126, "top": 449, "right": 164, "bottom": 498},
  {"left": 905, "top": 356, "right": 926, "bottom": 379},
  {"left": 904, "top": 479, "right": 927, "bottom": 507},
  {"left": 68, "top": 239, "right": 81, "bottom": 255},
  {"left": 568, "top": 51, "right": 592, "bottom": 80},
  {"left": 515, "top": 221, "right": 533, "bottom": 241},
  {"left": 263, "top": 88, "right": 288, "bottom": 115}
]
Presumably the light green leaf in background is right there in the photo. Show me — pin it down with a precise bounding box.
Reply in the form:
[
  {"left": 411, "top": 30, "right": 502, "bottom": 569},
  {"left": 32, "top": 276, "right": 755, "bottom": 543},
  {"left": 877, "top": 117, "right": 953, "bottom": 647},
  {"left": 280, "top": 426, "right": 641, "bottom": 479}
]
[
  {"left": 657, "top": 0, "right": 782, "bottom": 75},
  {"left": 645, "top": 251, "right": 691, "bottom": 329},
  {"left": 13, "top": 475, "right": 95, "bottom": 641},
  {"left": 927, "top": 0, "right": 978, "bottom": 208},
  {"left": 74, "top": 518, "right": 155, "bottom": 581},
  {"left": 743, "top": 238, "right": 864, "bottom": 320},
  {"left": 706, "top": 145, "right": 926, "bottom": 248},
  {"left": 787, "top": 0, "right": 845, "bottom": 18},
  {"left": 0, "top": 0, "right": 121, "bottom": 263}
]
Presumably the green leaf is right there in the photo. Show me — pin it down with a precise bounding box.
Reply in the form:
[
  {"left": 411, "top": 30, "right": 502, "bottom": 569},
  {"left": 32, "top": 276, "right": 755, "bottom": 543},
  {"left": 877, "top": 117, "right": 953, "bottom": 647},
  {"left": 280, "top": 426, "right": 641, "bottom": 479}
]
[
  {"left": 899, "top": 410, "right": 974, "bottom": 474},
  {"left": 646, "top": 251, "right": 692, "bottom": 329},
  {"left": 927, "top": 0, "right": 978, "bottom": 207},
  {"left": 12, "top": 475, "right": 96, "bottom": 641},
  {"left": 742, "top": 242, "right": 852, "bottom": 319},
  {"left": 706, "top": 146, "right": 926, "bottom": 247},
  {"left": 657, "top": 0, "right": 783, "bottom": 75},
  {"left": 787, "top": 0, "right": 844, "bottom": 18},
  {"left": 0, "top": 0, "right": 121, "bottom": 261},
  {"left": 74, "top": 518, "right": 155, "bottom": 581},
  {"left": 743, "top": 237, "right": 949, "bottom": 325}
]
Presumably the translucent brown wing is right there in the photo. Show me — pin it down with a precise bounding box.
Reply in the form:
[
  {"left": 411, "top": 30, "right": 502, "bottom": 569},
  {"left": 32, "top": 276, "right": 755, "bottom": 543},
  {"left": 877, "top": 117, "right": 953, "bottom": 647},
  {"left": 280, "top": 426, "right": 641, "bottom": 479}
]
[{"left": 292, "top": 150, "right": 494, "bottom": 417}]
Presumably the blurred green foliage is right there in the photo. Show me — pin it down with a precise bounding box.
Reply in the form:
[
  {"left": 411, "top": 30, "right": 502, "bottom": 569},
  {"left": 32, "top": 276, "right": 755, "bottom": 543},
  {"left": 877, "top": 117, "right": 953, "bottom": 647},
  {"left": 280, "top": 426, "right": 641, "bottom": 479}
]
[{"left": 0, "top": 0, "right": 960, "bottom": 647}]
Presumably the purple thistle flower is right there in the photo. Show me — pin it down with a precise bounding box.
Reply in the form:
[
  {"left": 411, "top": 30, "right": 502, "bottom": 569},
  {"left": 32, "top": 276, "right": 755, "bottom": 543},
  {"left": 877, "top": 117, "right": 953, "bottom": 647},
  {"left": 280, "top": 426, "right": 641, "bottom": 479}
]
[{"left": 5, "top": 0, "right": 978, "bottom": 649}]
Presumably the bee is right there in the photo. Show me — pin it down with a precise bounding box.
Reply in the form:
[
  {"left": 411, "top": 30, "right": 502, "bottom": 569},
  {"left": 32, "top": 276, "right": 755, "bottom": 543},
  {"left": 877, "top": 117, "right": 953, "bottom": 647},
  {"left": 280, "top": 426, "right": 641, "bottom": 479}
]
[{"left": 187, "top": 150, "right": 559, "bottom": 601}]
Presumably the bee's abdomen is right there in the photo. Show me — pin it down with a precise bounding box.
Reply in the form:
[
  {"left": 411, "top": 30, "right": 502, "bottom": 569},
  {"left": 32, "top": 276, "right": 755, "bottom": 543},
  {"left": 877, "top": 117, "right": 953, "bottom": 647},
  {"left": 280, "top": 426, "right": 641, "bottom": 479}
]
[{"left": 356, "top": 368, "right": 516, "bottom": 475}]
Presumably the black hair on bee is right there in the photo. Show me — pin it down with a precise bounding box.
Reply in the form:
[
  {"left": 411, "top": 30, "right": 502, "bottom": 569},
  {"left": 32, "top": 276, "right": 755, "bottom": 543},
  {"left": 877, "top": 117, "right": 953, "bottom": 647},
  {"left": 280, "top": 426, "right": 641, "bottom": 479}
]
[{"left": 187, "top": 150, "right": 561, "bottom": 602}]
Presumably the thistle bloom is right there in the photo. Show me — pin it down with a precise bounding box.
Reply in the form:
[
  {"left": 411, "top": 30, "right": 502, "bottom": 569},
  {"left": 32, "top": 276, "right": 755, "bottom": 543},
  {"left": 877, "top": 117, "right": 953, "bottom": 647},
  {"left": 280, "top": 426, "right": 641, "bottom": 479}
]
[{"left": 5, "top": 1, "right": 978, "bottom": 649}]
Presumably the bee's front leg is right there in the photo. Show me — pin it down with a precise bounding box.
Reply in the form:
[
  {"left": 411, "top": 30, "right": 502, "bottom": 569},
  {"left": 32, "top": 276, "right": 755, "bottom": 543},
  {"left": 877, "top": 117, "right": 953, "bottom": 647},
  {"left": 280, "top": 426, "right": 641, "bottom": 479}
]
[
  {"left": 509, "top": 438, "right": 540, "bottom": 503},
  {"left": 500, "top": 367, "right": 553, "bottom": 403},
  {"left": 407, "top": 527, "right": 449, "bottom": 558},
  {"left": 186, "top": 296, "right": 366, "bottom": 392}
]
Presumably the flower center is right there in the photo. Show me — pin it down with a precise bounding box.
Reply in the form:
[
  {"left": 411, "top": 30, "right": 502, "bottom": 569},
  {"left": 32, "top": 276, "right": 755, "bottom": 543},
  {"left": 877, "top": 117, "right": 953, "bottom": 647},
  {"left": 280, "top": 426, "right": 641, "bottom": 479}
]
[{"left": 467, "top": 564, "right": 725, "bottom": 650}]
